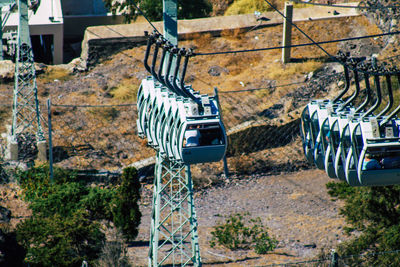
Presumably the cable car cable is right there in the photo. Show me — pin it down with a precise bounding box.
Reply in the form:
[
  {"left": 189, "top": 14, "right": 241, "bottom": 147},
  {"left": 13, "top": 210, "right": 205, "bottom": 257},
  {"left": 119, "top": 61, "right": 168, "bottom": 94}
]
[
  {"left": 261, "top": 0, "right": 400, "bottom": 76},
  {"left": 292, "top": 0, "right": 400, "bottom": 10},
  {"left": 130, "top": 1, "right": 162, "bottom": 36},
  {"left": 194, "top": 31, "right": 400, "bottom": 56}
]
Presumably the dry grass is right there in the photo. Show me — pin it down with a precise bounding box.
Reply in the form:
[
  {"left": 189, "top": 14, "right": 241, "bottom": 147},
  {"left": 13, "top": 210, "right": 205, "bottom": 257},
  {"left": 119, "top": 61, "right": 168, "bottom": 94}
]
[
  {"left": 225, "top": 0, "right": 282, "bottom": 15},
  {"left": 110, "top": 78, "right": 140, "bottom": 102},
  {"left": 38, "top": 66, "right": 71, "bottom": 83},
  {"left": 266, "top": 60, "right": 323, "bottom": 80}
]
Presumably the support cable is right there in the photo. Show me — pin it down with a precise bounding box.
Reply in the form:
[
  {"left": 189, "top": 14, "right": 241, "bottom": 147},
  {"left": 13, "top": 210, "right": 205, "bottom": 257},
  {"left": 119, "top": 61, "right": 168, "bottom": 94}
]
[
  {"left": 261, "top": 0, "right": 400, "bottom": 76},
  {"left": 194, "top": 31, "right": 400, "bottom": 56},
  {"left": 292, "top": 0, "right": 400, "bottom": 10},
  {"left": 130, "top": 1, "right": 162, "bottom": 35}
]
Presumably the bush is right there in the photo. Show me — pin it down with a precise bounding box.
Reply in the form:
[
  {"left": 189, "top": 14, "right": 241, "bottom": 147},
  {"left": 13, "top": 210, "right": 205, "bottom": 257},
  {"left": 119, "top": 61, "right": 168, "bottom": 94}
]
[
  {"left": 15, "top": 165, "right": 142, "bottom": 265},
  {"left": 17, "top": 209, "right": 105, "bottom": 267},
  {"left": 210, "top": 213, "right": 278, "bottom": 254},
  {"left": 327, "top": 182, "right": 400, "bottom": 266},
  {"left": 112, "top": 167, "right": 142, "bottom": 241},
  {"left": 17, "top": 164, "right": 77, "bottom": 202}
]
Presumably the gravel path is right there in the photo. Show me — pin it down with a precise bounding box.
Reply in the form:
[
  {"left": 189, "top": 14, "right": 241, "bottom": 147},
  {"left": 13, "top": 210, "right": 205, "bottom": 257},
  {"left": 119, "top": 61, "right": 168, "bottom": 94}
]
[{"left": 129, "top": 169, "right": 349, "bottom": 266}]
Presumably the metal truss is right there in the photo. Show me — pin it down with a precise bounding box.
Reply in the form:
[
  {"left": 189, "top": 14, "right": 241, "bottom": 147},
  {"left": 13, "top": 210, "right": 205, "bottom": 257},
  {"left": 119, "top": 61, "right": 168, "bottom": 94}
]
[
  {"left": 11, "top": 0, "right": 44, "bottom": 142},
  {"left": 149, "top": 153, "right": 201, "bottom": 266}
]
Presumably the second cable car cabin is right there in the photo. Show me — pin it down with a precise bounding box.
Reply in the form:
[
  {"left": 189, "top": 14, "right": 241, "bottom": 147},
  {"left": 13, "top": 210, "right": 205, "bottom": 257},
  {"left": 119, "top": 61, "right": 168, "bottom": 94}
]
[{"left": 346, "top": 118, "right": 400, "bottom": 186}]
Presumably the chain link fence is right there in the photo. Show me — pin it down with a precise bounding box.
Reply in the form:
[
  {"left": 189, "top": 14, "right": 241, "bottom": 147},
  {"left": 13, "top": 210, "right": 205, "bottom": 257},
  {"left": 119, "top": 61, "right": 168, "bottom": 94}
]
[
  {"left": 46, "top": 102, "right": 145, "bottom": 171},
  {"left": 0, "top": 66, "right": 345, "bottom": 174},
  {"left": 259, "top": 249, "right": 400, "bottom": 267}
]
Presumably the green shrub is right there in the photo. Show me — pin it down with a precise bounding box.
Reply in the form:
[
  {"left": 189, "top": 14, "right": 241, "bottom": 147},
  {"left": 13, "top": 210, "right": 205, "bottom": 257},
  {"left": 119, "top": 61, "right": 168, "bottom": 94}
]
[
  {"left": 210, "top": 213, "right": 278, "bottom": 254},
  {"left": 15, "top": 165, "right": 142, "bottom": 266},
  {"left": 327, "top": 182, "right": 400, "bottom": 266},
  {"left": 112, "top": 167, "right": 142, "bottom": 241},
  {"left": 17, "top": 209, "right": 105, "bottom": 267},
  {"left": 17, "top": 164, "right": 77, "bottom": 202}
]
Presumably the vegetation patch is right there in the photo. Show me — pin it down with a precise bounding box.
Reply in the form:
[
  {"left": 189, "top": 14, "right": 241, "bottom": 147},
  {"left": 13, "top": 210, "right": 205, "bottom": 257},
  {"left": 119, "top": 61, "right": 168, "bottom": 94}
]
[
  {"left": 38, "top": 66, "right": 71, "bottom": 84},
  {"left": 225, "top": 0, "right": 278, "bottom": 15},
  {"left": 13, "top": 165, "right": 141, "bottom": 267},
  {"left": 110, "top": 78, "right": 139, "bottom": 102},
  {"left": 327, "top": 182, "right": 400, "bottom": 266},
  {"left": 210, "top": 212, "right": 278, "bottom": 254}
]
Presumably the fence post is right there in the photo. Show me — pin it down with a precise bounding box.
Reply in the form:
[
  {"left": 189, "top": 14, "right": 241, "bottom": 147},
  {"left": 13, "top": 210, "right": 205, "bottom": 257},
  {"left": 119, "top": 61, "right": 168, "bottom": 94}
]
[
  {"left": 282, "top": 1, "right": 293, "bottom": 64},
  {"left": 214, "top": 87, "right": 229, "bottom": 179},
  {"left": 330, "top": 249, "right": 339, "bottom": 267},
  {"left": 47, "top": 98, "right": 54, "bottom": 183}
]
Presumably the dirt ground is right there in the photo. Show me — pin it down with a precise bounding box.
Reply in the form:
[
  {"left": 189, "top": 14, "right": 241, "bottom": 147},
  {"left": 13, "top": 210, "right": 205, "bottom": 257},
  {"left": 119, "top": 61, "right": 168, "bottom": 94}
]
[{"left": 129, "top": 168, "right": 348, "bottom": 266}]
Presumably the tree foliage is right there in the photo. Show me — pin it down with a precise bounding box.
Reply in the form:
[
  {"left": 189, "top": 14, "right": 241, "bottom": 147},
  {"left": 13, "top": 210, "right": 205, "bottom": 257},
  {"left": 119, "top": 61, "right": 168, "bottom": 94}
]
[
  {"left": 327, "top": 182, "right": 400, "bottom": 266},
  {"left": 103, "top": 0, "right": 212, "bottom": 22},
  {"left": 112, "top": 167, "right": 142, "bottom": 241},
  {"left": 210, "top": 213, "right": 278, "bottom": 254},
  {"left": 17, "top": 210, "right": 105, "bottom": 267},
  {"left": 15, "top": 165, "right": 142, "bottom": 266}
]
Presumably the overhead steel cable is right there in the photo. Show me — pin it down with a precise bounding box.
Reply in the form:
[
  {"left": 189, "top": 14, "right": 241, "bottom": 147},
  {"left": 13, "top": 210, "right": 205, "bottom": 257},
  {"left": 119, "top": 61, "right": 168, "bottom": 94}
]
[
  {"left": 130, "top": 1, "right": 162, "bottom": 35},
  {"left": 194, "top": 31, "right": 400, "bottom": 56},
  {"left": 51, "top": 103, "right": 137, "bottom": 107},
  {"left": 262, "top": 0, "right": 343, "bottom": 60},
  {"left": 219, "top": 81, "right": 306, "bottom": 93},
  {"left": 261, "top": 0, "right": 400, "bottom": 76},
  {"left": 292, "top": 0, "right": 400, "bottom": 10}
]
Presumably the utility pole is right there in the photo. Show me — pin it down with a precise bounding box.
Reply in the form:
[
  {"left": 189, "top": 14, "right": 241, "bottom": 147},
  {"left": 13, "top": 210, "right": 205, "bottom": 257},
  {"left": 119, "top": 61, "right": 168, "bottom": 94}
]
[
  {"left": 282, "top": 1, "right": 293, "bottom": 63},
  {"left": 8, "top": 0, "right": 46, "bottom": 161},
  {"left": 148, "top": 1, "right": 202, "bottom": 266}
]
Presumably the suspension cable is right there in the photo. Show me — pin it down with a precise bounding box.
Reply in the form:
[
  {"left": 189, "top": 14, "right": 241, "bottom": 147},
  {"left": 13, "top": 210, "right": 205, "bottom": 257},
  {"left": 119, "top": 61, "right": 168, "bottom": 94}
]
[
  {"left": 292, "top": 0, "right": 400, "bottom": 10},
  {"left": 130, "top": 1, "right": 162, "bottom": 35},
  {"left": 194, "top": 31, "right": 400, "bottom": 56}
]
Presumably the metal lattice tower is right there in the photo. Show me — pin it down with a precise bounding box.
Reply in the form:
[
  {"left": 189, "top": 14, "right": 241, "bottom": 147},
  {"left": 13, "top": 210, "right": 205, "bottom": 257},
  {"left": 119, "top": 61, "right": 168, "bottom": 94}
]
[
  {"left": 9, "top": 0, "right": 45, "bottom": 159},
  {"left": 147, "top": 0, "right": 202, "bottom": 266},
  {"left": 149, "top": 153, "right": 201, "bottom": 266}
]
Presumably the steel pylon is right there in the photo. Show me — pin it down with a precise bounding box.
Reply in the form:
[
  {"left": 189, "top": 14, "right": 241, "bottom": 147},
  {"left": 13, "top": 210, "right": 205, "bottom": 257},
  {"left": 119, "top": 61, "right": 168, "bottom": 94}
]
[
  {"left": 11, "top": 0, "right": 44, "bottom": 142},
  {"left": 149, "top": 152, "right": 201, "bottom": 266}
]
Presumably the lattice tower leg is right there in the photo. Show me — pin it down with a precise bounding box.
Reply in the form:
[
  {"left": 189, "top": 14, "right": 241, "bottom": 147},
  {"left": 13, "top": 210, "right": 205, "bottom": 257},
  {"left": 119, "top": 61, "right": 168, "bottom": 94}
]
[
  {"left": 149, "top": 153, "right": 201, "bottom": 266},
  {"left": 9, "top": 0, "right": 45, "bottom": 161}
]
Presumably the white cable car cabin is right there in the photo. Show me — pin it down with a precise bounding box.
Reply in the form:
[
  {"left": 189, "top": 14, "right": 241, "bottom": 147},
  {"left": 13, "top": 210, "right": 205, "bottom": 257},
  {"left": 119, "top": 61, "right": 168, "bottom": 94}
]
[
  {"left": 161, "top": 97, "right": 181, "bottom": 159},
  {"left": 148, "top": 87, "right": 169, "bottom": 149},
  {"left": 313, "top": 104, "right": 354, "bottom": 170},
  {"left": 333, "top": 114, "right": 361, "bottom": 181},
  {"left": 143, "top": 84, "right": 161, "bottom": 146},
  {"left": 301, "top": 100, "right": 330, "bottom": 164},
  {"left": 157, "top": 92, "right": 176, "bottom": 155},
  {"left": 353, "top": 118, "right": 400, "bottom": 186},
  {"left": 312, "top": 107, "right": 329, "bottom": 169},
  {"left": 170, "top": 97, "right": 227, "bottom": 165},
  {"left": 324, "top": 114, "right": 342, "bottom": 179},
  {"left": 137, "top": 77, "right": 153, "bottom": 138},
  {"left": 325, "top": 112, "right": 356, "bottom": 181},
  {"left": 322, "top": 107, "right": 358, "bottom": 179},
  {"left": 340, "top": 119, "right": 363, "bottom": 186}
]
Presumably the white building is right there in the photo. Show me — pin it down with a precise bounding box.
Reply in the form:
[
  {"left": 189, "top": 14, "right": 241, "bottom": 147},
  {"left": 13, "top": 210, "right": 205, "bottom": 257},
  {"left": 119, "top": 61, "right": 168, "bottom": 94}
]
[{"left": 1, "top": 0, "right": 123, "bottom": 64}]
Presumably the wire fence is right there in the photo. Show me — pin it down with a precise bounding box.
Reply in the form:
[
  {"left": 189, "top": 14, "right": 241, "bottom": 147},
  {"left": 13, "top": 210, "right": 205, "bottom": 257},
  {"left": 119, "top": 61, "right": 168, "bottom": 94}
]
[
  {"left": 0, "top": 63, "right": 346, "bottom": 174},
  {"left": 259, "top": 249, "right": 400, "bottom": 267},
  {"left": 46, "top": 102, "right": 144, "bottom": 171}
]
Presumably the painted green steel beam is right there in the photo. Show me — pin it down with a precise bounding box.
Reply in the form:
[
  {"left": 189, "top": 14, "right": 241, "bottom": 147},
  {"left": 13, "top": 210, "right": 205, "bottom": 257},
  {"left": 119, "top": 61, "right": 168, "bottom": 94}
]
[{"left": 163, "top": 0, "right": 177, "bottom": 46}]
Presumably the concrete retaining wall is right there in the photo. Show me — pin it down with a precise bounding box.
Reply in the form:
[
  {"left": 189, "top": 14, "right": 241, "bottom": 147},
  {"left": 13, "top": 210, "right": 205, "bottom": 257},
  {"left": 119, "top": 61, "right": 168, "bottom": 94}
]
[{"left": 80, "top": 3, "right": 360, "bottom": 67}]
